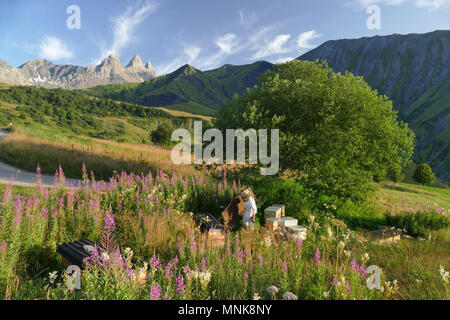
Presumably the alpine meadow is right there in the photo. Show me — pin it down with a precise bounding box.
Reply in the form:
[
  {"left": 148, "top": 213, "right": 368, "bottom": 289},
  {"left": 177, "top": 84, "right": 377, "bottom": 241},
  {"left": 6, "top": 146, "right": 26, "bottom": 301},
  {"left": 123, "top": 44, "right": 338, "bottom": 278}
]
[{"left": 0, "top": 0, "right": 448, "bottom": 307}]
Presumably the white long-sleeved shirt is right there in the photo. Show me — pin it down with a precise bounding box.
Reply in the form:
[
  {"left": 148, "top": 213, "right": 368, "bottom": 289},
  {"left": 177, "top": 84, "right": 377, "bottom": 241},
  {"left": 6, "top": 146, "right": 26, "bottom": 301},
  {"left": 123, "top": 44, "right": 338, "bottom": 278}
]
[{"left": 243, "top": 197, "right": 257, "bottom": 225}]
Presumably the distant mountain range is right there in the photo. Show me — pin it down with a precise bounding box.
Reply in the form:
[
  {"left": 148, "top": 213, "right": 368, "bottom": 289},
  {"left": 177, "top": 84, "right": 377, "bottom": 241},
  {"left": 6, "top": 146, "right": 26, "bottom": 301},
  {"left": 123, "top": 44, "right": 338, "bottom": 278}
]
[
  {"left": 0, "top": 30, "right": 448, "bottom": 180},
  {"left": 0, "top": 54, "right": 156, "bottom": 89}
]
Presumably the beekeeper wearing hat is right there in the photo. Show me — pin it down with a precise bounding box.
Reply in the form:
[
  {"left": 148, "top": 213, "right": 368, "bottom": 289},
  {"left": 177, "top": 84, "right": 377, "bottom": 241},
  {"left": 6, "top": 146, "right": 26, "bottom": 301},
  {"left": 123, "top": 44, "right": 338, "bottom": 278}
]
[{"left": 241, "top": 189, "right": 257, "bottom": 227}]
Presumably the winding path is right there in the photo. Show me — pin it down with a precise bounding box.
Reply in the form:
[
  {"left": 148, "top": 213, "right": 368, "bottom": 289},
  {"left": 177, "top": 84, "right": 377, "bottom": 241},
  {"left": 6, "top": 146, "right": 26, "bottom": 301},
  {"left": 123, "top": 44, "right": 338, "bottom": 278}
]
[{"left": 0, "top": 130, "right": 80, "bottom": 187}]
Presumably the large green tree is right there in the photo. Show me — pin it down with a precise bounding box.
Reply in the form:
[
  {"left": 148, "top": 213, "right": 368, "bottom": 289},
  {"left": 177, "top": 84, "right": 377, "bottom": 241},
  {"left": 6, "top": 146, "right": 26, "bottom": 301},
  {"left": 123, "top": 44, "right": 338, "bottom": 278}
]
[{"left": 215, "top": 60, "right": 415, "bottom": 201}]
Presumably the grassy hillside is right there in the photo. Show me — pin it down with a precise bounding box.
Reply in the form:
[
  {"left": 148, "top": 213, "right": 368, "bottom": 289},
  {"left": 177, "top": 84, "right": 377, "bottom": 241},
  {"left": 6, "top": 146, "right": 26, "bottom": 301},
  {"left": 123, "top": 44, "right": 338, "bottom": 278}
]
[
  {"left": 84, "top": 65, "right": 232, "bottom": 112},
  {"left": 0, "top": 84, "right": 207, "bottom": 179},
  {"left": 404, "top": 73, "right": 450, "bottom": 181},
  {"left": 204, "top": 61, "right": 273, "bottom": 95},
  {"left": 84, "top": 62, "right": 274, "bottom": 116}
]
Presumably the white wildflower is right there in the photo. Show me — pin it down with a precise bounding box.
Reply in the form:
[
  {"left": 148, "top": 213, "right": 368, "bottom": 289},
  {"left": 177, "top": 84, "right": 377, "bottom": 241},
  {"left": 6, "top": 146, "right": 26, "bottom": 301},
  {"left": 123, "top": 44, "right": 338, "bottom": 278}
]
[
  {"left": 282, "top": 292, "right": 298, "bottom": 300},
  {"left": 266, "top": 285, "right": 279, "bottom": 295},
  {"left": 361, "top": 253, "right": 369, "bottom": 264},
  {"left": 48, "top": 271, "right": 58, "bottom": 284},
  {"left": 338, "top": 241, "right": 346, "bottom": 251},
  {"left": 327, "top": 227, "right": 333, "bottom": 239},
  {"left": 439, "top": 265, "right": 449, "bottom": 284},
  {"left": 100, "top": 252, "right": 110, "bottom": 262},
  {"left": 253, "top": 292, "right": 261, "bottom": 300}
]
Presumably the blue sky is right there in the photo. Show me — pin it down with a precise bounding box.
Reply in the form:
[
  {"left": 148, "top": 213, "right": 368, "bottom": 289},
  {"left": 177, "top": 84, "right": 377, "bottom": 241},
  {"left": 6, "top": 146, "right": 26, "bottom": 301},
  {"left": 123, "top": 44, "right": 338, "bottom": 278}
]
[{"left": 1, "top": 0, "right": 449, "bottom": 74}]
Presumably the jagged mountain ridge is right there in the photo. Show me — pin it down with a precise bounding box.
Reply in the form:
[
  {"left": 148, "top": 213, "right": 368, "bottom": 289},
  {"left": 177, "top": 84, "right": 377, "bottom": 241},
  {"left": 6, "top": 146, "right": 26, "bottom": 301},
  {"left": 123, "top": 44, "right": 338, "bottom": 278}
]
[{"left": 0, "top": 54, "right": 157, "bottom": 89}]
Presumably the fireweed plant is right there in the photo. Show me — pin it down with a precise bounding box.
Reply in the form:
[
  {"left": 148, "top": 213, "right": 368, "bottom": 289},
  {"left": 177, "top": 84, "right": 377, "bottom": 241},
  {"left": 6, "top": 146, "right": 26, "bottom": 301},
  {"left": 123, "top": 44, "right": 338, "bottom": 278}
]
[{"left": 0, "top": 166, "right": 448, "bottom": 300}]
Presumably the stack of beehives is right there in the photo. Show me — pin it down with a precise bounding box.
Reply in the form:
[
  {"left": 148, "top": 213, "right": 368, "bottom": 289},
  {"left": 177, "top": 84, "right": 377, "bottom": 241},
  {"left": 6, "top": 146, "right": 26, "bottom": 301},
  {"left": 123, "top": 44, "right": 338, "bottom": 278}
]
[{"left": 264, "top": 204, "right": 307, "bottom": 240}]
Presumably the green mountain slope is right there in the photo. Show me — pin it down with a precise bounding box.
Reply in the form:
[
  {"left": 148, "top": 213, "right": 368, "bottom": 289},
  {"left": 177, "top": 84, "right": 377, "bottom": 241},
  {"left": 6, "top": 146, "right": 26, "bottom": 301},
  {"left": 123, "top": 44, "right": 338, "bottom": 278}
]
[
  {"left": 84, "top": 62, "right": 274, "bottom": 114},
  {"left": 204, "top": 61, "right": 273, "bottom": 95},
  {"left": 299, "top": 30, "right": 450, "bottom": 181},
  {"left": 404, "top": 73, "right": 450, "bottom": 180}
]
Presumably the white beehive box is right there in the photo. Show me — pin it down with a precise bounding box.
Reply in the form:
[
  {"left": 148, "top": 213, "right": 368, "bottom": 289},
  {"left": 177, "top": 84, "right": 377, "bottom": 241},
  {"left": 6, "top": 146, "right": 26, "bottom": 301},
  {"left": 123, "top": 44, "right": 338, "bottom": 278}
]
[
  {"left": 278, "top": 217, "right": 298, "bottom": 228},
  {"left": 271, "top": 204, "right": 286, "bottom": 216},
  {"left": 264, "top": 206, "right": 282, "bottom": 219}
]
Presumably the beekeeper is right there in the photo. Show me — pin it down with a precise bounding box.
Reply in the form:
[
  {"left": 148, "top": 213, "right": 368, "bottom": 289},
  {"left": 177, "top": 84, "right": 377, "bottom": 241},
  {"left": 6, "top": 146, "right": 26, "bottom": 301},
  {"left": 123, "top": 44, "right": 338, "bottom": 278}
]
[{"left": 241, "top": 189, "right": 257, "bottom": 227}]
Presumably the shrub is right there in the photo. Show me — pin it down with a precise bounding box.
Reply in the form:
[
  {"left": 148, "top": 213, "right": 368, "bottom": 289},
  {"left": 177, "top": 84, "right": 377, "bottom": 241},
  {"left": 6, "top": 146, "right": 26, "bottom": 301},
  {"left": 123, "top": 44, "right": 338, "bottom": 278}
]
[
  {"left": 385, "top": 211, "right": 450, "bottom": 237},
  {"left": 413, "top": 163, "right": 435, "bottom": 186}
]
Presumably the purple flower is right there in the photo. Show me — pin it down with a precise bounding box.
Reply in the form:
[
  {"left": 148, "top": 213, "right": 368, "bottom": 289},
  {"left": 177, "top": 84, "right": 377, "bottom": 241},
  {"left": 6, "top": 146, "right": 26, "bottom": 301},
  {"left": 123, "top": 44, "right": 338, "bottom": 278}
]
[
  {"left": 243, "top": 272, "right": 248, "bottom": 280},
  {"left": 175, "top": 276, "right": 186, "bottom": 296},
  {"left": 297, "top": 237, "right": 303, "bottom": 253},
  {"left": 149, "top": 283, "right": 161, "bottom": 300},
  {"left": 332, "top": 277, "right": 338, "bottom": 285},
  {"left": 257, "top": 255, "right": 264, "bottom": 266},
  {"left": 346, "top": 283, "right": 351, "bottom": 293},
  {"left": 350, "top": 259, "right": 358, "bottom": 272},
  {"left": 314, "top": 248, "right": 321, "bottom": 263},
  {"left": 150, "top": 256, "right": 162, "bottom": 270},
  {"left": 104, "top": 213, "right": 115, "bottom": 230},
  {"left": 282, "top": 262, "right": 287, "bottom": 273}
]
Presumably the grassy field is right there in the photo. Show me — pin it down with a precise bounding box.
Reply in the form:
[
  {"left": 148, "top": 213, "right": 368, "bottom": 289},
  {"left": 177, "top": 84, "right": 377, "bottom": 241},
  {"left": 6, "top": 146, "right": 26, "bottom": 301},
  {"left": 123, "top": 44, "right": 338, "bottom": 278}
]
[
  {"left": 0, "top": 127, "right": 197, "bottom": 180},
  {"left": 374, "top": 182, "right": 450, "bottom": 214}
]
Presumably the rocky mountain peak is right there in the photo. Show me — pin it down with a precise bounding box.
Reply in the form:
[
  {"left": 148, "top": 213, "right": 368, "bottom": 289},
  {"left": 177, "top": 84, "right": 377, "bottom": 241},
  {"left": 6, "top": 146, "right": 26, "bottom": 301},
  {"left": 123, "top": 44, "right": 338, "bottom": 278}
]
[{"left": 127, "top": 54, "right": 144, "bottom": 68}]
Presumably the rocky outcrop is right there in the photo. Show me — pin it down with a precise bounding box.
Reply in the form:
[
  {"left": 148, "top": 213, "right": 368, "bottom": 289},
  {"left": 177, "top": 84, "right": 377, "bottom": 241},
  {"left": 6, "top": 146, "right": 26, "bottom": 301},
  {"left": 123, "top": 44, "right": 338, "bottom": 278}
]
[{"left": 0, "top": 54, "right": 157, "bottom": 89}]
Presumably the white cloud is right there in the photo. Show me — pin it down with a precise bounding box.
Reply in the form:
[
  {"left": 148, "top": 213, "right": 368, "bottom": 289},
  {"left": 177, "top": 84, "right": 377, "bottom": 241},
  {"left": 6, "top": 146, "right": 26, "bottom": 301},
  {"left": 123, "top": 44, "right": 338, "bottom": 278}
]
[
  {"left": 415, "top": 0, "right": 446, "bottom": 9},
  {"left": 216, "top": 33, "right": 239, "bottom": 54},
  {"left": 353, "top": 0, "right": 448, "bottom": 10},
  {"left": 38, "top": 36, "right": 73, "bottom": 60},
  {"left": 96, "top": 0, "right": 157, "bottom": 62},
  {"left": 297, "top": 30, "right": 322, "bottom": 50},
  {"left": 155, "top": 44, "right": 202, "bottom": 74},
  {"left": 252, "top": 34, "right": 291, "bottom": 59},
  {"left": 238, "top": 9, "right": 258, "bottom": 28},
  {"left": 273, "top": 56, "right": 295, "bottom": 64},
  {"left": 184, "top": 45, "right": 201, "bottom": 61}
]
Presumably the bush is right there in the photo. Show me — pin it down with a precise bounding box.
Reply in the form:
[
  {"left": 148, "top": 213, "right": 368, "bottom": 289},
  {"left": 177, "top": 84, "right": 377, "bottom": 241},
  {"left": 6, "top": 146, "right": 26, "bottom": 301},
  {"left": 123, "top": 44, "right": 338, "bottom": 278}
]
[
  {"left": 385, "top": 211, "right": 449, "bottom": 237},
  {"left": 413, "top": 163, "right": 435, "bottom": 186}
]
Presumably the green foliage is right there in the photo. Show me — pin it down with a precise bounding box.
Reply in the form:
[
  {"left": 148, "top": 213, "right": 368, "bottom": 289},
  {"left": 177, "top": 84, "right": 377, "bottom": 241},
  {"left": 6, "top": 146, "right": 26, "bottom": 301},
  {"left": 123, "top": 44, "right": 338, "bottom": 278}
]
[
  {"left": 413, "top": 163, "right": 435, "bottom": 185},
  {"left": 216, "top": 60, "right": 415, "bottom": 201},
  {"left": 151, "top": 121, "right": 177, "bottom": 146},
  {"left": 385, "top": 211, "right": 449, "bottom": 237},
  {"left": 389, "top": 166, "right": 405, "bottom": 183}
]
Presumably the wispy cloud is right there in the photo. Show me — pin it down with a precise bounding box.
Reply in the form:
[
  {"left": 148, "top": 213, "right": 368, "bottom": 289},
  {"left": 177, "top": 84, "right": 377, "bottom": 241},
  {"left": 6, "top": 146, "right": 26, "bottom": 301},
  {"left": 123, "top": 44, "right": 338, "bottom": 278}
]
[
  {"left": 216, "top": 33, "right": 239, "bottom": 54},
  {"left": 252, "top": 34, "right": 291, "bottom": 59},
  {"left": 156, "top": 32, "right": 243, "bottom": 74},
  {"left": 238, "top": 9, "right": 258, "bottom": 28},
  {"left": 38, "top": 36, "right": 74, "bottom": 60},
  {"left": 297, "top": 30, "right": 322, "bottom": 50},
  {"left": 96, "top": 0, "right": 157, "bottom": 63},
  {"left": 351, "top": 0, "right": 448, "bottom": 10},
  {"left": 155, "top": 44, "right": 202, "bottom": 74},
  {"left": 274, "top": 56, "right": 295, "bottom": 64}
]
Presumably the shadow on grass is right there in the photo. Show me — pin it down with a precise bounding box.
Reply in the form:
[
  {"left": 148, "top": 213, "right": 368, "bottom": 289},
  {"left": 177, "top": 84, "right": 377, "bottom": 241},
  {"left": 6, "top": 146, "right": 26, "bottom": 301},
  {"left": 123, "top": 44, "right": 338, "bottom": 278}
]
[
  {"left": 0, "top": 139, "right": 165, "bottom": 181},
  {"left": 19, "top": 245, "right": 62, "bottom": 279}
]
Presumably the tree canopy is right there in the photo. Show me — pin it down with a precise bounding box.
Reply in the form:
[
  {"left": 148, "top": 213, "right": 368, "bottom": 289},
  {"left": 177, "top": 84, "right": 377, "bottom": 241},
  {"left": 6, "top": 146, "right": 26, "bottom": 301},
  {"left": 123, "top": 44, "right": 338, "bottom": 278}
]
[{"left": 215, "top": 60, "right": 415, "bottom": 201}]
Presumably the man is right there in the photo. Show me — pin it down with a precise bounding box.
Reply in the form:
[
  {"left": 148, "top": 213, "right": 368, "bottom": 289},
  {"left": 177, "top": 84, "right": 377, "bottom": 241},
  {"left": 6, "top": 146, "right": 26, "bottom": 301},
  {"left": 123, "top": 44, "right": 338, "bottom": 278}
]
[{"left": 241, "top": 189, "right": 257, "bottom": 227}]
